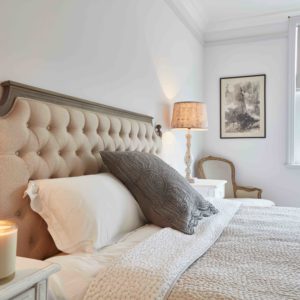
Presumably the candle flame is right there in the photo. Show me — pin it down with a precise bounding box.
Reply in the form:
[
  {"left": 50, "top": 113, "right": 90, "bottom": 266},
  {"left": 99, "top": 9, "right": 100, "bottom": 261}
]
[{"left": 0, "top": 220, "right": 17, "bottom": 234}]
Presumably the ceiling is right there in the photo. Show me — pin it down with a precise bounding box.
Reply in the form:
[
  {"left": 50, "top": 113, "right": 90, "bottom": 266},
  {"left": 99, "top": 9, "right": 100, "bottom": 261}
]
[
  {"left": 165, "top": 0, "right": 300, "bottom": 44},
  {"left": 199, "top": 0, "right": 300, "bottom": 24}
]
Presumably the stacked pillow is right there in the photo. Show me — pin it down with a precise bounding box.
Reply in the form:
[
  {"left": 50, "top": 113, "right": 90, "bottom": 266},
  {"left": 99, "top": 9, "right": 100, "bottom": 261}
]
[
  {"left": 100, "top": 151, "right": 218, "bottom": 235},
  {"left": 25, "top": 151, "right": 218, "bottom": 254},
  {"left": 25, "top": 173, "right": 146, "bottom": 253}
]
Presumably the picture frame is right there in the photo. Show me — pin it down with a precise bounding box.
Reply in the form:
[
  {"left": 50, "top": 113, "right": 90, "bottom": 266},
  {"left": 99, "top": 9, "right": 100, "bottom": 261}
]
[{"left": 220, "top": 74, "right": 266, "bottom": 139}]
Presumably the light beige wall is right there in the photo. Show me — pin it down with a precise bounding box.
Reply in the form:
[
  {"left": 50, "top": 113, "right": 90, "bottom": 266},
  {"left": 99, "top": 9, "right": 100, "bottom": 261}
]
[{"left": 0, "top": 0, "right": 205, "bottom": 174}]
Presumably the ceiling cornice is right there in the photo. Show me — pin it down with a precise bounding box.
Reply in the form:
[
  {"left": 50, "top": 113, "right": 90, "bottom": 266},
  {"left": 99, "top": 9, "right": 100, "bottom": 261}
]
[
  {"left": 164, "top": 0, "right": 204, "bottom": 45},
  {"left": 205, "top": 22, "right": 288, "bottom": 47},
  {"left": 206, "top": 10, "right": 300, "bottom": 32},
  {"left": 165, "top": 0, "right": 299, "bottom": 46}
]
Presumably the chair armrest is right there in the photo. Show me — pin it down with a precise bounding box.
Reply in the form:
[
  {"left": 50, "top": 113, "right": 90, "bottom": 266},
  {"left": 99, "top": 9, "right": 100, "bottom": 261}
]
[{"left": 235, "top": 185, "right": 262, "bottom": 199}]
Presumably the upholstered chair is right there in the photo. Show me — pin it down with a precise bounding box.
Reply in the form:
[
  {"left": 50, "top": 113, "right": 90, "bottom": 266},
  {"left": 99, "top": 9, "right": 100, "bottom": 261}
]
[{"left": 197, "top": 156, "right": 262, "bottom": 199}]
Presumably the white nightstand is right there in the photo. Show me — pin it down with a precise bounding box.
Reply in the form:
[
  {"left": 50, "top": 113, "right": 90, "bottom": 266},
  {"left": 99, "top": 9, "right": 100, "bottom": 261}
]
[
  {"left": 191, "top": 179, "right": 227, "bottom": 198},
  {"left": 0, "top": 257, "right": 60, "bottom": 300}
]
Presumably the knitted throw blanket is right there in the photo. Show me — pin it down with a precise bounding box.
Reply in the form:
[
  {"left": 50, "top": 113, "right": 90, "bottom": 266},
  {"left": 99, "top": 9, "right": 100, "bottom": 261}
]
[{"left": 84, "top": 202, "right": 300, "bottom": 300}]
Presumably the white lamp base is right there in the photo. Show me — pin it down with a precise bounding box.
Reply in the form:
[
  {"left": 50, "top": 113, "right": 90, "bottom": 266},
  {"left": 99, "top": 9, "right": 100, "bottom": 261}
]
[{"left": 184, "top": 129, "right": 195, "bottom": 183}]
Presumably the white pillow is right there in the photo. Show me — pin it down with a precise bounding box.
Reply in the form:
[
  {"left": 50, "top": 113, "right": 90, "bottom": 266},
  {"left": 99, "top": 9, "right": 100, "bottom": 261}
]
[{"left": 25, "top": 173, "right": 146, "bottom": 253}]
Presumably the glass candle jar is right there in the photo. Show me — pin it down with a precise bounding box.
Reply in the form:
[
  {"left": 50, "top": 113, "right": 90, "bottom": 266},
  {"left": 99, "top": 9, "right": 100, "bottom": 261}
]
[{"left": 0, "top": 220, "right": 17, "bottom": 280}]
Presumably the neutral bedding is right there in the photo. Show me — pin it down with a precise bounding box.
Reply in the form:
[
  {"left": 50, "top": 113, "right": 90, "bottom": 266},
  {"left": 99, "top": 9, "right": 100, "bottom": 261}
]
[
  {"left": 47, "top": 199, "right": 300, "bottom": 300},
  {"left": 169, "top": 205, "right": 300, "bottom": 300},
  {"left": 1, "top": 83, "right": 298, "bottom": 300}
]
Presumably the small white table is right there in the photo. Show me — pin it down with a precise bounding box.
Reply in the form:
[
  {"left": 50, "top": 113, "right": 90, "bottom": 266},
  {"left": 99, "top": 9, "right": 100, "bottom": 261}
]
[
  {"left": 191, "top": 179, "right": 227, "bottom": 198},
  {"left": 0, "top": 257, "right": 60, "bottom": 300}
]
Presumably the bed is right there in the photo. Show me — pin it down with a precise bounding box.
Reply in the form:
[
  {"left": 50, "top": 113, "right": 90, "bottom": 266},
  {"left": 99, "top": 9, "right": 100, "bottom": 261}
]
[{"left": 0, "top": 81, "right": 299, "bottom": 300}]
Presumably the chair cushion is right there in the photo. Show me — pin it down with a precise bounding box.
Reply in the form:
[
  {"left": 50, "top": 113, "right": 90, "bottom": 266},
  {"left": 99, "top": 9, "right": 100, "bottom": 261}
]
[{"left": 225, "top": 198, "right": 275, "bottom": 207}]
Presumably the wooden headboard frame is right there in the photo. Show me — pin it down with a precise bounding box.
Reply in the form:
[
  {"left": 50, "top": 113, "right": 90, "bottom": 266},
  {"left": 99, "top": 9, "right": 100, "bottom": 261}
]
[
  {"left": 0, "top": 81, "right": 153, "bottom": 121},
  {"left": 0, "top": 81, "right": 162, "bottom": 259}
]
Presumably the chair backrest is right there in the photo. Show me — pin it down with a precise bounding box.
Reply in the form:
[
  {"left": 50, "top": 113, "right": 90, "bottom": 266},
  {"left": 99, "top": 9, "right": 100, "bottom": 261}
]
[{"left": 197, "top": 156, "right": 236, "bottom": 198}]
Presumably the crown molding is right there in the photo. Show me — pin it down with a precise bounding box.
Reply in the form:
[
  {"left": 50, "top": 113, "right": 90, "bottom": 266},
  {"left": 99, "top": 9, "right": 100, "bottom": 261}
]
[
  {"left": 205, "top": 22, "right": 288, "bottom": 47},
  {"left": 205, "top": 31, "right": 287, "bottom": 47},
  {"left": 164, "top": 0, "right": 204, "bottom": 45},
  {"left": 206, "top": 9, "right": 300, "bottom": 33},
  {"left": 165, "top": 1, "right": 297, "bottom": 46}
]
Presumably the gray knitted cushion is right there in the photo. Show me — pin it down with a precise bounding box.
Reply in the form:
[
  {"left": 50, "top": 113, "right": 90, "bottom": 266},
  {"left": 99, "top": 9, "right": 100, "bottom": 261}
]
[{"left": 100, "top": 151, "right": 218, "bottom": 234}]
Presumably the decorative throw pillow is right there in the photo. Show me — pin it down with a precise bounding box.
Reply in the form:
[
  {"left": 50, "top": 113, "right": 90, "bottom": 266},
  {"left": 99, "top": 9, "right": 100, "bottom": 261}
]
[{"left": 100, "top": 151, "right": 218, "bottom": 234}]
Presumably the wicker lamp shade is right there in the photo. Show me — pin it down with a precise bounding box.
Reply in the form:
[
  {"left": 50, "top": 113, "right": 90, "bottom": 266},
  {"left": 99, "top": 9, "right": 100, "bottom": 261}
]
[{"left": 171, "top": 101, "right": 208, "bottom": 130}]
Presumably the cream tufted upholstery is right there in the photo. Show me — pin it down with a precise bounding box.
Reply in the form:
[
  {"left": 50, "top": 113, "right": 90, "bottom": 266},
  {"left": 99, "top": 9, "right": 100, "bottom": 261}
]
[{"left": 0, "top": 97, "right": 161, "bottom": 259}]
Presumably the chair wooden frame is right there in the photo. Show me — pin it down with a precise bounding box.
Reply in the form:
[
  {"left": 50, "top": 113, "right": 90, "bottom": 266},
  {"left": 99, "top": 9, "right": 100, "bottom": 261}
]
[{"left": 197, "top": 155, "right": 262, "bottom": 199}]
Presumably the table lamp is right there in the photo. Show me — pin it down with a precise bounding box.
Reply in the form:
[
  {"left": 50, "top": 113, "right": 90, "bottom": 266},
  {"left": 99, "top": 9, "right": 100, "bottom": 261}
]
[{"left": 171, "top": 101, "right": 208, "bottom": 183}]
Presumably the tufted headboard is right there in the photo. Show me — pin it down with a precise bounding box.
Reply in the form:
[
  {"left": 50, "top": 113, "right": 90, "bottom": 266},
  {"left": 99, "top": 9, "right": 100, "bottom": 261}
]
[{"left": 0, "top": 81, "right": 162, "bottom": 260}]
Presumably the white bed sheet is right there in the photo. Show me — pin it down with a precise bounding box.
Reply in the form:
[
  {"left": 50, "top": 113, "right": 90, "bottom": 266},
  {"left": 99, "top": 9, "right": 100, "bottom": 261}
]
[{"left": 46, "top": 224, "right": 161, "bottom": 300}]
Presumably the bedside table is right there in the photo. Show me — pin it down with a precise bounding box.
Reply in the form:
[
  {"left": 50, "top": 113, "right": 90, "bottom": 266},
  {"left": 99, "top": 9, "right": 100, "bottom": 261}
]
[
  {"left": 191, "top": 179, "right": 227, "bottom": 198},
  {"left": 0, "top": 257, "right": 60, "bottom": 300}
]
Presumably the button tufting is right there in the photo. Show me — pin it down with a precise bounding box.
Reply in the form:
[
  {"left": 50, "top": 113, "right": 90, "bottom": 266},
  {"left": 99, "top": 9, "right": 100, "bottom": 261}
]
[
  {"left": 37, "top": 151, "right": 41, "bottom": 155},
  {"left": 15, "top": 151, "right": 20, "bottom": 156},
  {"left": 29, "top": 236, "right": 35, "bottom": 245},
  {"left": 26, "top": 123, "right": 29, "bottom": 128},
  {"left": 15, "top": 209, "right": 21, "bottom": 217},
  {"left": 47, "top": 125, "right": 51, "bottom": 131},
  {"left": 58, "top": 150, "right": 62, "bottom": 155}
]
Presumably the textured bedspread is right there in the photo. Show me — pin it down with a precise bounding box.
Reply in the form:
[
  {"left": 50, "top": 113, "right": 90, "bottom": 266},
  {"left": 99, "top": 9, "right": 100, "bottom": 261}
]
[
  {"left": 85, "top": 204, "right": 300, "bottom": 300},
  {"left": 170, "top": 205, "right": 300, "bottom": 299}
]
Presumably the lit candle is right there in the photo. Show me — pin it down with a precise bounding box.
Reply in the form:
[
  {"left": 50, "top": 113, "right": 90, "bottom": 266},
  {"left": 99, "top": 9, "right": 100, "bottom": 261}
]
[{"left": 0, "top": 221, "right": 17, "bottom": 280}]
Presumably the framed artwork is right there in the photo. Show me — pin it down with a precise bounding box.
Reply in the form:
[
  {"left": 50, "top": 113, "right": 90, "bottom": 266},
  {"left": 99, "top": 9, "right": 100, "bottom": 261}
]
[{"left": 220, "top": 74, "right": 266, "bottom": 138}]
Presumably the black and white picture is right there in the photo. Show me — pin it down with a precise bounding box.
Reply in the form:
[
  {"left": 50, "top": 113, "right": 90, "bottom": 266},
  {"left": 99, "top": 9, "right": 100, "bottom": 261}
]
[{"left": 220, "top": 74, "right": 266, "bottom": 138}]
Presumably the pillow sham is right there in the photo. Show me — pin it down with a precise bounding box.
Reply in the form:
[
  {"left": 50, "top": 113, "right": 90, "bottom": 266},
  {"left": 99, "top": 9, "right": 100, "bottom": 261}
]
[
  {"left": 25, "top": 173, "right": 146, "bottom": 253},
  {"left": 100, "top": 151, "right": 218, "bottom": 234}
]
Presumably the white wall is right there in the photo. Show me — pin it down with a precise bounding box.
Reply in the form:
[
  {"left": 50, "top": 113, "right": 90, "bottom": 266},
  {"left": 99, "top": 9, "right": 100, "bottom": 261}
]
[
  {"left": 295, "top": 92, "right": 300, "bottom": 163},
  {"left": 204, "top": 38, "right": 300, "bottom": 207},
  {"left": 0, "top": 0, "right": 205, "bottom": 174}
]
